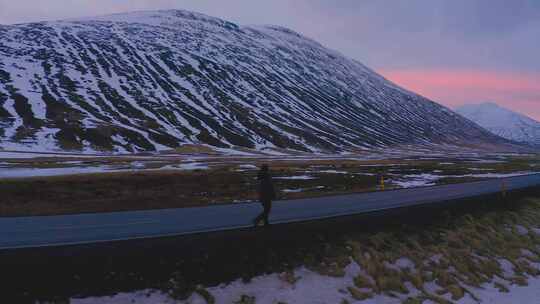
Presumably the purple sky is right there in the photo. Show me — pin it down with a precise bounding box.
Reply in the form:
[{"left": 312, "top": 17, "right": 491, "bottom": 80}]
[{"left": 1, "top": 0, "right": 539, "bottom": 120}]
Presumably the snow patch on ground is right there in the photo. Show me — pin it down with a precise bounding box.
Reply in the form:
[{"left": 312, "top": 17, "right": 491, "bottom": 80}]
[
  {"left": 176, "top": 162, "right": 210, "bottom": 171},
  {"left": 516, "top": 225, "right": 529, "bottom": 236},
  {"left": 354, "top": 172, "right": 376, "bottom": 176},
  {"left": 394, "top": 257, "right": 415, "bottom": 270},
  {"left": 130, "top": 161, "right": 147, "bottom": 169},
  {"left": 469, "top": 159, "right": 506, "bottom": 164},
  {"left": 72, "top": 262, "right": 365, "bottom": 304},
  {"left": 212, "top": 147, "right": 260, "bottom": 156},
  {"left": 274, "top": 175, "right": 317, "bottom": 180},
  {"left": 0, "top": 151, "right": 105, "bottom": 159},
  {"left": 0, "top": 166, "right": 121, "bottom": 178},
  {"left": 282, "top": 186, "right": 325, "bottom": 193},
  {"left": 317, "top": 170, "right": 349, "bottom": 174},
  {"left": 238, "top": 164, "right": 258, "bottom": 169},
  {"left": 282, "top": 188, "right": 304, "bottom": 193},
  {"left": 358, "top": 164, "right": 405, "bottom": 167},
  {"left": 498, "top": 259, "right": 515, "bottom": 277},
  {"left": 72, "top": 290, "right": 173, "bottom": 304},
  {"left": 391, "top": 172, "right": 539, "bottom": 189},
  {"left": 392, "top": 173, "right": 439, "bottom": 188},
  {"left": 0, "top": 161, "right": 210, "bottom": 178},
  {"left": 465, "top": 172, "right": 540, "bottom": 178}
]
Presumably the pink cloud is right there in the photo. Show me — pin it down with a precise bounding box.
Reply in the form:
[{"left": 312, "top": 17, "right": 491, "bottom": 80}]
[{"left": 379, "top": 69, "right": 540, "bottom": 121}]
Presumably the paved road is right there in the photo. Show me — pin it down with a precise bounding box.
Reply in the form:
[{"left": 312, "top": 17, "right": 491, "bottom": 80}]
[{"left": 1, "top": 174, "right": 539, "bottom": 250}]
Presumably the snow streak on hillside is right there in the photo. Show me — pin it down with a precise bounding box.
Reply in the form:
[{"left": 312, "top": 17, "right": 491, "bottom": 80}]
[
  {"left": 0, "top": 10, "right": 508, "bottom": 153},
  {"left": 456, "top": 103, "right": 540, "bottom": 147}
]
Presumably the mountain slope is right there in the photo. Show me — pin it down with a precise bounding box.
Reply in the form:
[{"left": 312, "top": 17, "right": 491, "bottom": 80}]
[
  {"left": 0, "top": 10, "right": 510, "bottom": 153},
  {"left": 456, "top": 102, "right": 540, "bottom": 147}
]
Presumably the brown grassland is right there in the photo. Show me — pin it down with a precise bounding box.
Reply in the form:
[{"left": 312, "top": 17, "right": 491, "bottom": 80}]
[{"left": 0, "top": 154, "right": 538, "bottom": 216}]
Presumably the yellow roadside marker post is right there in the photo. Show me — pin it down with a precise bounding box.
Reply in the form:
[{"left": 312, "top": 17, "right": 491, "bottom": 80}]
[{"left": 380, "top": 175, "right": 385, "bottom": 191}]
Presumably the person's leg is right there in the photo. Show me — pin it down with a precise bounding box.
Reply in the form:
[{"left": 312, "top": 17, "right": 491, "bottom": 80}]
[
  {"left": 253, "top": 211, "right": 262, "bottom": 226},
  {"left": 253, "top": 203, "right": 265, "bottom": 226},
  {"left": 263, "top": 201, "right": 272, "bottom": 226}
]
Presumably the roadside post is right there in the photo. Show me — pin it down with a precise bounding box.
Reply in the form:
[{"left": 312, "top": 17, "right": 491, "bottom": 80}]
[
  {"left": 501, "top": 180, "right": 507, "bottom": 197},
  {"left": 380, "top": 175, "right": 385, "bottom": 191}
]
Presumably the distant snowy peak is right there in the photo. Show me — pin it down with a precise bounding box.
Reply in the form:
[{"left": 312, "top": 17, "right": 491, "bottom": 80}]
[
  {"left": 65, "top": 9, "right": 238, "bottom": 29},
  {"left": 456, "top": 103, "right": 540, "bottom": 147},
  {"left": 0, "top": 10, "right": 513, "bottom": 153}
]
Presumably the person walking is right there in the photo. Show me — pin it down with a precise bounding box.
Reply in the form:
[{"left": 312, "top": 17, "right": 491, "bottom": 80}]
[{"left": 253, "top": 164, "right": 276, "bottom": 227}]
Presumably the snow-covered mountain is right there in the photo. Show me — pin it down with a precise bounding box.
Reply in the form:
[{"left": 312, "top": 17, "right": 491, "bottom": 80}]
[
  {"left": 456, "top": 102, "right": 540, "bottom": 147},
  {"left": 0, "top": 10, "right": 511, "bottom": 153}
]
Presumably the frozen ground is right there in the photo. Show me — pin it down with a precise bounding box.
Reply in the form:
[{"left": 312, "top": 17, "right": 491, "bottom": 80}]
[
  {"left": 282, "top": 186, "right": 325, "bottom": 193},
  {"left": 0, "top": 151, "right": 538, "bottom": 192},
  {"left": 391, "top": 173, "right": 439, "bottom": 188},
  {"left": 167, "top": 162, "right": 210, "bottom": 171},
  {"left": 391, "top": 172, "right": 540, "bottom": 188},
  {"left": 0, "top": 151, "right": 105, "bottom": 159},
  {"left": 274, "top": 175, "right": 317, "bottom": 180},
  {"left": 0, "top": 161, "right": 211, "bottom": 178},
  {"left": 0, "top": 166, "right": 122, "bottom": 178}
]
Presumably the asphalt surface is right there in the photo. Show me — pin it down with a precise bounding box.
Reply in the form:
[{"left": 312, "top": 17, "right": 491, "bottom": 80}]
[{"left": 1, "top": 174, "right": 540, "bottom": 250}]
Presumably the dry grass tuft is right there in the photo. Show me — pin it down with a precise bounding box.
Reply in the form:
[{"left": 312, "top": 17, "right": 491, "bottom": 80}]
[
  {"left": 347, "top": 287, "right": 373, "bottom": 300},
  {"left": 353, "top": 274, "right": 374, "bottom": 289},
  {"left": 234, "top": 295, "right": 256, "bottom": 304}
]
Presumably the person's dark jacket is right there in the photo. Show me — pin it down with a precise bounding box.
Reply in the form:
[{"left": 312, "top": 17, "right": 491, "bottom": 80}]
[{"left": 257, "top": 170, "right": 276, "bottom": 202}]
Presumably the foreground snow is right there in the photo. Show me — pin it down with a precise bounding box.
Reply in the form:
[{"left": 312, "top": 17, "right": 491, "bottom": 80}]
[{"left": 71, "top": 261, "right": 540, "bottom": 304}]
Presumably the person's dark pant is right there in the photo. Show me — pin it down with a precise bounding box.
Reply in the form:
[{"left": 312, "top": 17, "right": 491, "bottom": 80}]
[{"left": 254, "top": 200, "right": 272, "bottom": 226}]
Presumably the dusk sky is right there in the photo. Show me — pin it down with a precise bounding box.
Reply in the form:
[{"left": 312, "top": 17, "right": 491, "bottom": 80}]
[{"left": 1, "top": 0, "right": 539, "bottom": 120}]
